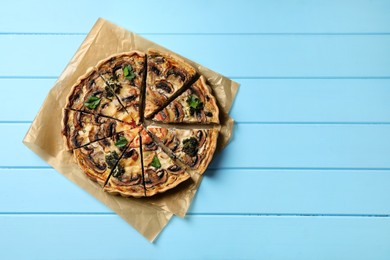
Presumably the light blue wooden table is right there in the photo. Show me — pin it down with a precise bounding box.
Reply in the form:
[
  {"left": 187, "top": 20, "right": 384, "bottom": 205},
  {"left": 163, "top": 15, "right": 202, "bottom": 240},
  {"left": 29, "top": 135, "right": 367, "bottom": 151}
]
[{"left": 1, "top": 0, "right": 390, "bottom": 259}]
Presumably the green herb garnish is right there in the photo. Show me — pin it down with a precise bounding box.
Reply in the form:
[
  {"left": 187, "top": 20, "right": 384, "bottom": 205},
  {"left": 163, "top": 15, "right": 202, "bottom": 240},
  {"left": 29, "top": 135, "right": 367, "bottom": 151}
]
[
  {"left": 123, "top": 65, "right": 135, "bottom": 81},
  {"left": 182, "top": 137, "right": 199, "bottom": 157},
  {"left": 84, "top": 95, "right": 101, "bottom": 109},
  {"left": 186, "top": 95, "right": 204, "bottom": 116},
  {"left": 151, "top": 155, "right": 161, "bottom": 169},
  {"left": 115, "top": 136, "right": 128, "bottom": 148}
]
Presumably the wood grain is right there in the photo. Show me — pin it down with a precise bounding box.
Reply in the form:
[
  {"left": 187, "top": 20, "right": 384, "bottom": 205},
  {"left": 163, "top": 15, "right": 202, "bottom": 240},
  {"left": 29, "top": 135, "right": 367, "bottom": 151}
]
[
  {"left": 2, "top": 169, "right": 390, "bottom": 215},
  {"left": 0, "top": 0, "right": 389, "bottom": 33},
  {"left": 0, "top": 215, "right": 389, "bottom": 259},
  {"left": 1, "top": 35, "right": 390, "bottom": 77}
]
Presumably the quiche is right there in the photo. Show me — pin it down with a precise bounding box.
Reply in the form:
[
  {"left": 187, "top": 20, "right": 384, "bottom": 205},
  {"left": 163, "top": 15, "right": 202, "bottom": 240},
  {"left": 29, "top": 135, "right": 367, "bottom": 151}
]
[
  {"left": 141, "top": 129, "right": 190, "bottom": 197},
  {"left": 65, "top": 67, "right": 130, "bottom": 122},
  {"left": 147, "top": 126, "right": 219, "bottom": 175},
  {"left": 104, "top": 132, "right": 145, "bottom": 198},
  {"left": 96, "top": 52, "right": 146, "bottom": 125},
  {"left": 73, "top": 128, "right": 140, "bottom": 186},
  {"left": 153, "top": 76, "right": 220, "bottom": 124},
  {"left": 63, "top": 49, "right": 222, "bottom": 198},
  {"left": 144, "top": 49, "right": 197, "bottom": 118},
  {"left": 62, "top": 109, "right": 135, "bottom": 150}
]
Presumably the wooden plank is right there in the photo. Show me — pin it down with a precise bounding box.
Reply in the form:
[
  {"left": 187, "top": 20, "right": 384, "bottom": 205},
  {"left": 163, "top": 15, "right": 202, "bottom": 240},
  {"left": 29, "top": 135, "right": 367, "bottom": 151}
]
[
  {"left": 0, "top": 79, "right": 52, "bottom": 122},
  {"left": 232, "top": 79, "right": 390, "bottom": 123},
  {"left": 2, "top": 169, "right": 390, "bottom": 215},
  {"left": 7, "top": 123, "right": 390, "bottom": 168},
  {"left": 0, "top": 215, "right": 389, "bottom": 259},
  {"left": 1, "top": 0, "right": 389, "bottom": 33},
  {"left": 1, "top": 35, "right": 390, "bottom": 77},
  {"left": 2, "top": 78, "right": 390, "bottom": 123}
]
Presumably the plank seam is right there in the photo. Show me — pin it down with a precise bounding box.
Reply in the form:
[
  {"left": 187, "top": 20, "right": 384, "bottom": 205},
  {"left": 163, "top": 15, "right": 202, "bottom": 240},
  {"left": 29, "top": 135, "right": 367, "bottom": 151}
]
[
  {"left": 0, "top": 212, "right": 389, "bottom": 218},
  {"left": 2, "top": 32, "right": 390, "bottom": 36}
]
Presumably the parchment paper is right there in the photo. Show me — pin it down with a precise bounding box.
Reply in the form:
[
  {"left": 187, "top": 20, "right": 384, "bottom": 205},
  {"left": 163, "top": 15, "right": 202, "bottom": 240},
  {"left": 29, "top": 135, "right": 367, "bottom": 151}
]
[{"left": 23, "top": 18, "right": 239, "bottom": 242}]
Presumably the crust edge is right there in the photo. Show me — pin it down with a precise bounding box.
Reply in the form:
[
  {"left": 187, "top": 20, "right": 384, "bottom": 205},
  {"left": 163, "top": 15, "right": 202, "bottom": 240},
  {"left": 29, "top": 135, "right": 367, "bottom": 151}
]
[
  {"left": 61, "top": 109, "right": 72, "bottom": 150},
  {"left": 145, "top": 172, "right": 191, "bottom": 197},
  {"left": 103, "top": 185, "right": 145, "bottom": 198},
  {"left": 147, "top": 48, "right": 197, "bottom": 76},
  {"left": 73, "top": 149, "right": 108, "bottom": 187},
  {"left": 193, "top": 127, "right": 220, "bottom": 175},
  {"left": 94, "top": 51, "right": 146, "bottom": 71},
  {"left": 197, "top": 76, "right": 220, "bottom": 124},
  {"left": 64, "top": 66, "right": 97, "bottom": 111}
]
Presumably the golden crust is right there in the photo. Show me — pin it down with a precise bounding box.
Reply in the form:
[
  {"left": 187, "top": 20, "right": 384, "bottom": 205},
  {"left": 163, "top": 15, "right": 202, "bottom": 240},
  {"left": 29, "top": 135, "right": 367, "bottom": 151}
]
[
  {"left": 194, "top": 127, "right": 220, "bottom": 175},
  {"left": 94, "top": 51, "right": 145, "bottom": 70},
  {"left": 104, "top": 179, "right": 145, "bottom": 198},
  {"left": 147, "top": 49, "right": 196, "bottom": 77},
  {"left": 65, "top": 67, "right": 97, "bottom": 110},
  {"left": 61, "top": 109, "right": 72, "bottom": 150},
  {"left": 73, "top": 147, "right": 110, "bottom": 187},
  {"left": 145, "top": 170, "right": 190, "bottom": 197},
  {"left": 196, "top": 76, "right": 220, "bottom": 124}
]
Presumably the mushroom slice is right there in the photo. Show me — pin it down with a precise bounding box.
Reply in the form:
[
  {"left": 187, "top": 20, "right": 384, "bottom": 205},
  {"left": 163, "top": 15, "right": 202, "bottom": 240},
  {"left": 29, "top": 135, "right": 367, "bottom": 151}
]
[
  {"left": 152, "top": 76, "right": 219, "bottom": 124},
  {"left": 62, "top": 109, "right": 135, "bottom": 150},
  {"left": 147, "top": 126, "right": 220, "bottom": 175},
  {"left": 73, "top": 127, "right": 140, "bottom": 187},
  {"left": 144, "top": 49, "right": 197, "bottom": 118}
]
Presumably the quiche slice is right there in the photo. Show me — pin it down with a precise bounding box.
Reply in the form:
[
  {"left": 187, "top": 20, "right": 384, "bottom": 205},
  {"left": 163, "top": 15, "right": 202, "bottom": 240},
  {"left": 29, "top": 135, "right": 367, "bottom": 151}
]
[
  {"left": 153, "top": 76, "right": 219, "bottom": 124},
  {"left": 62, "top": 109, "right": 135, "bottom": 150},
  {"left": 73, "top": 127, "right": 140, "bottom": 186},
  {"left": 96, "top": 52, "right": 146, "bottom": 125},
  {"left": 144, "top": 49, "right": 197, "bottom": 118},
  {"left": 104, "top": 129, "right": 190, "bottom": 197},
  {"left": 147, "top": 126, "right": 219, "bottom": 175},
  {"left": 103, "top": 132, "right": 145, "bottom": 198},
  {"left": 65, "top": 67, "right": 131, "bottom": 122},
  {"left": 141, "top": 129, "right": 190, "bottom": 197}
]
